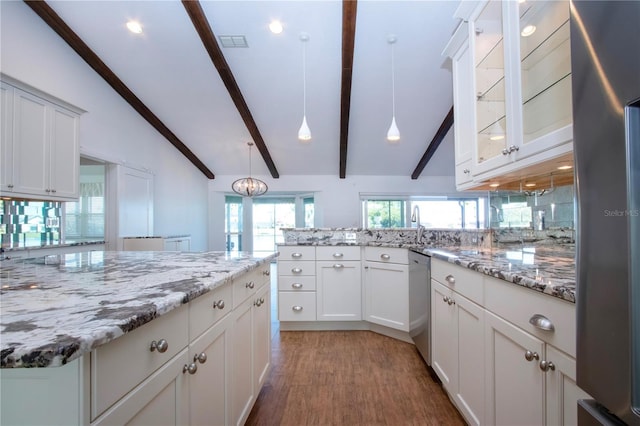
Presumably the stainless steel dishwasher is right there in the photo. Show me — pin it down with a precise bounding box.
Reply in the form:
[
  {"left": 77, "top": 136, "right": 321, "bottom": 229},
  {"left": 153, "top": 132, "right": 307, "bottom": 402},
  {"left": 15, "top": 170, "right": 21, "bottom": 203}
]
[{"left": 408, "top": 249, "right": 431, "bottom": 366}]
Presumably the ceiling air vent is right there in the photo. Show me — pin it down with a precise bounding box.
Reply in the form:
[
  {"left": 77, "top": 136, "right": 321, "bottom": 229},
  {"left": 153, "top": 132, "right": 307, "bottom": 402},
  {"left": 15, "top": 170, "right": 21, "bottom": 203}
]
[{"left": 218, "top": 35, "right": 248, "bottom": 48}]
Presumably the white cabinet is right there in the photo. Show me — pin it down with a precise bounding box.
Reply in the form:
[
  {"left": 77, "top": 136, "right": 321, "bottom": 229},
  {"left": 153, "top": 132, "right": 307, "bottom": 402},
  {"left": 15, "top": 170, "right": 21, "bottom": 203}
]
[
  {"left": 164, "top": 236, "right": 191, "bottom": 252},
  {"left": 277, "top": 245, "right": 317, "bottom": 321},
  {"left": 545, "top": 345, "right": 590, "bottom": 426},
  {"left": 443, "top": 0, "right": 573, "bottom": 187},
  {"left": 0, "top": 78, "right": 82, "bottom": 201},
  {"left": 363, "top": 247, "right": 409, "bottom": 332},
  {"left": 231, "top": 265, "right": 271, "bottom": 426},
  {"left": 431, "top": 259, "right": 485, "bottom": 426},
  {"left": 316, "top": 246, "right": 362, "bottom": 321}
]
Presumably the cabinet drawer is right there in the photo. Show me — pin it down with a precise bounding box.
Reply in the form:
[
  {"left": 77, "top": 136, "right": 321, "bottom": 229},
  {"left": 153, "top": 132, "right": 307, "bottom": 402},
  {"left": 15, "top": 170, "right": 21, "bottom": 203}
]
[
  {"left": 431, "top": 258, "right": 484, "bottom": 305},
  {"left": 189, "top": 283, "right": 233, "bottom": 339},
  {"left": 278, "top": 275, "right": 316, "bottom": 291},
  {"left": 364, "top": 247, "right": 408, "bottom": 264},
  {"left": 316, "top": 246, "right": 361, "bottom": 261},
  {"left": 278, "top": 260, "right": 316, "bottom": 276},
  {"left": 232, "top": 269, "right": 261, "bottom": 308},
  {"left": 278, "top": 292, "right": 316, "bottom": 321},
  {"left": 484, "top": 275, "right": 576, "bottom": 357},
  {"left": 278, "top": 246, "right": 316, "bottom": 261},
  {"left": 91, "top": 304, "right": 189, "bottom": 420}
]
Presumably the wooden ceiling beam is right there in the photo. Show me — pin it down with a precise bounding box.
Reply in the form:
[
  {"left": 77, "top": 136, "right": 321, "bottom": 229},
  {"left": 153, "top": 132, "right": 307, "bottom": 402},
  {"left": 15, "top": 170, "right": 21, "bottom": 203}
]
[
  {"left": 339, "top": 0, "right": 358, "bottom": 179},
  {"left": 182, "top": 0, "right": 280, "bottom": 179},
  {"left": 411, "top": 106, "right": 454, "bottom": 180},
  {"left": 24, "top": 0, "right": 216, "bottom": 180}
]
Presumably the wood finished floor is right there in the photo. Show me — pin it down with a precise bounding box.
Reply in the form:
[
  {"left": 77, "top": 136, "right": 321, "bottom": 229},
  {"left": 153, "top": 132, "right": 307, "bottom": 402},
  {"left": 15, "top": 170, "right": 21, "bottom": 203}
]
[{"left": 245, "top": 330, "right": 466, "bottom": 426}]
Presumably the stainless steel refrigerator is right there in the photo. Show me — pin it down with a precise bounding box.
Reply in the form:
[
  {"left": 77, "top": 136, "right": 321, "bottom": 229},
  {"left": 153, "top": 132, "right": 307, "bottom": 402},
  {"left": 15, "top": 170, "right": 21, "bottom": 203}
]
[{"left": 571, "top": 1, "right": 640, "bottom": 424}]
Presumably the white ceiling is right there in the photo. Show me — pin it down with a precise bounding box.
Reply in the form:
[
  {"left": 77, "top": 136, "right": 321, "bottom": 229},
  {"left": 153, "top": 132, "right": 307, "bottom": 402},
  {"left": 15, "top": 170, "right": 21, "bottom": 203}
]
[{"left": 45, "top": 0, "right": 460, "bottom": 178}]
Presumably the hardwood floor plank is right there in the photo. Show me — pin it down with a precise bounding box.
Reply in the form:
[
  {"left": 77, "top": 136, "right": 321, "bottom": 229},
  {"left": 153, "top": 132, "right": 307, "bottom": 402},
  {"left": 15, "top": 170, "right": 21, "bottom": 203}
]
[{"left": 245, "top": 330, "right": 465, "bottom": 426}]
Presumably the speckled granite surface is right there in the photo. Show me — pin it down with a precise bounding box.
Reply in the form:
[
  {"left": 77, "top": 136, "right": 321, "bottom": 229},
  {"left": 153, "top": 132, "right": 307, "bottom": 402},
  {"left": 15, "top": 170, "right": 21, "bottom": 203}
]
[
  {"left": 0, "top": 251, "right": 277, "bottom": 368},
  {"left": 419, "top": 245, "right": 576, "bottom": 303}
]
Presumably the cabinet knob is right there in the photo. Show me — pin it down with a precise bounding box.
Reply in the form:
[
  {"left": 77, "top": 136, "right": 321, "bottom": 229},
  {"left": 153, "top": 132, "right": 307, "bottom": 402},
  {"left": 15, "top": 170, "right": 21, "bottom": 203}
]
[
  {"left": 463, "top": 169, "right": 470, "bottom": 174},
  {"left": 291, "top": 283, "right": 303, "bottom": 289},
  {"left": 7, "top": 184, "right": 14, "bottom": 189},
  {"left": 445, "top": 274, "right": 456, "bottom": 285},
  {"left": 150, "top": 339, "right": 168, "bottom": 353},
  {"left": 333, "top": 263, "right": 344, "bottom": 269},
  {"left": 524, "top": 350, "right": 540, "bottom": 362},
  {"left": 45, "top": 189, "right": 51, "bottom": 193},
  {"left": 263, "top": 269, "right": 270, "bottom": 276},
  {"left": 246, "top": 281, "right": 255, "bottom": 289},
  {"left": 291, "top": 267, "right": 303, "bottom": 274},
  {"left": 292, "top": 305, "right": 303, "bottom": 312},
  {"left": 194, "top": 352, "right": 207, "bottom": 364},
  {"left": 183, "top": 363, "right": 198, "bottom": 375},
  {"left": 443, "top": 296, "right": 449, "bottom": 303},
  {"left": 333, "top": 253, "right": 344, "bottom": 258},
  {"left": 51, "top": 189, "right": 56, "bottom": 193},
  {"left": 291, "top": 252, "right": 303, "bottom": 259},
  {"left": 529, "top": 314, "right": 555, "bottom": 332},
  {"left": 539, "top": 360, "right": 556, "bottom": 372},
  {"left": 380, "top": 254, "right": 391, "bottom": 260},
  {"left": 254, "top": 299, "right": 262, "bottom": 307},
  {"left": 502, "top": 145, "right": 520, "bottom": 156},
  {"left": 212, "top": 300, "right": 225, "bottom": 310}
]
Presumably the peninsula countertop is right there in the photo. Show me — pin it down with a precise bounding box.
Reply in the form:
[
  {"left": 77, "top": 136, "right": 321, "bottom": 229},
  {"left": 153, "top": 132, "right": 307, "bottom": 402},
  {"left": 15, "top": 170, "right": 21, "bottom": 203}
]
[{"left": 0, "top": 250, "right": 277, "bottom": 368}]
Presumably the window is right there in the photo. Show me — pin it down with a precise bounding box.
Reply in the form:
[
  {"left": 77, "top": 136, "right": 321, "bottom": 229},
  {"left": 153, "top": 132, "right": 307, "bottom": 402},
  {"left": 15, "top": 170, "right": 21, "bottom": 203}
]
[
  {"left": 303, "top": 196, "right": 315, "bottom": 228},
  {"left": 363, "top": 199, "right": 406, "bottom": 228},
  {"left": 253, "top": 198, "right": 296, "bottom": 253},
  {"left": 64, "top": 164, "right": 106, "bottom": 242},
  {"left": 362, "top": 196, "right": 486, "bottom": 229}
]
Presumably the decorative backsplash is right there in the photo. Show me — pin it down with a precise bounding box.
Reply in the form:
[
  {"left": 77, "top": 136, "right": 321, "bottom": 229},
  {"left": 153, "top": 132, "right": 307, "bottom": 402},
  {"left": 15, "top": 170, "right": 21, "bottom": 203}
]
[{"left": 0, "top": 200, "right": 62, "bottom": 249}]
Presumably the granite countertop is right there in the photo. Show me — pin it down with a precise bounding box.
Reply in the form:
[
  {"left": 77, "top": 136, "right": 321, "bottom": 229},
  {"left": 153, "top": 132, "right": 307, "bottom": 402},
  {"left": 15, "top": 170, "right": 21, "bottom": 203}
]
[
  {"left": 2, "top": 240, "right": 106, "bottom": 253},
  {"left": 0, "top": 250, "right": 277, "bottom": 368},
  {"left": 418, "top": 245, "right": 576, "bottom": 303}
]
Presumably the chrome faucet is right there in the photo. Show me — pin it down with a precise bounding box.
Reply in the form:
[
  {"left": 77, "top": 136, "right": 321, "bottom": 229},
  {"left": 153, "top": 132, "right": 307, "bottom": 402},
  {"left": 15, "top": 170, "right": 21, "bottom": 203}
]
[{"left": 411, "top": 205, "right": 424, "bottom": 245}]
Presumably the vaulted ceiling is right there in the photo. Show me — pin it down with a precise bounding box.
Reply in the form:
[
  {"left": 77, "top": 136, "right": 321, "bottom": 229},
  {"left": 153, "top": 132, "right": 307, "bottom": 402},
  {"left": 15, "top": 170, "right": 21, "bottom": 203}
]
[{"left": 24, "top": 0, "right": 460, "bottom": 180}]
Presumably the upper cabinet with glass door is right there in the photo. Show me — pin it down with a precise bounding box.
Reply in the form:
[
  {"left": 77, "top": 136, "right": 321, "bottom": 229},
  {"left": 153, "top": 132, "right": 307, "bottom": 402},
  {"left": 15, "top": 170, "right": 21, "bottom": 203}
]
[{"left": 446, "top": 0, "right": 573, "bottom": 186}]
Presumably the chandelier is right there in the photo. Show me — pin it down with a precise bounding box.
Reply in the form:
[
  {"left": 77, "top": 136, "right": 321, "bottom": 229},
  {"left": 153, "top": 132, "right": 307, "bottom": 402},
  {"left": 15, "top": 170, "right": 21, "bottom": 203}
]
[{"left": 231, "top": 142, "right": 268, "bottom": 197}]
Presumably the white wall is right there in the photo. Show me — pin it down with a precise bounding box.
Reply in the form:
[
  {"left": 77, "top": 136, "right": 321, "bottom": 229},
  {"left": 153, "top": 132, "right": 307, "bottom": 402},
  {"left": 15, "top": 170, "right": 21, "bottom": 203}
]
[{"left": 1, "top": 1, "right": 210, "bottom": 251}]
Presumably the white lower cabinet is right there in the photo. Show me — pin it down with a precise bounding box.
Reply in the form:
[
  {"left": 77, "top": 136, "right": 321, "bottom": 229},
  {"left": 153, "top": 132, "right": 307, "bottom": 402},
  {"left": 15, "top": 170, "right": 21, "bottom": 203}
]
[
  {"left": 253, "top": 283, "right": 271, "bottom": 395},
  {"left": 363, "top": 247, "right": 409, "bottom": 332},
  {"left": 316, "top": 260, "right": 362, "bottom": 321},
  {"left": 432, "top": 279, "right": 485, "bottom": 426},
  {"left": 545, "top": 345, "right": 590, "bottom": 426}
]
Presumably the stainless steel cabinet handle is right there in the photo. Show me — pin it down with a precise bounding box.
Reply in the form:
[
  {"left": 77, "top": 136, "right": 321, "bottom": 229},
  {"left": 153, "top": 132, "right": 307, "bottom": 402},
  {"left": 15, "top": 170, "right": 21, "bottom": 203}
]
[
  {"left": 150, "top": 339, "right": 168, "bottom": 353},
  {"left": 254, "top": 299, "right": 262, "bottom": 307},
  {"left": 447, "top": 298, "right": 455, "bottom": 306},
  {"left": 529, "top": 314, "right": 555, "bottom": 332},
  {"left": 183, "top": 363, "right": 198, "bottom": 374},
  {"left": 445, "top": 274, "right": 456, "bottom": 285},
  {"left": 291, "top": 252, "right": 303, "bottom": 258},
  {"left": 291, "top": 267, "right": 303, "bottom": 274},
  {"left": 292, "top": 283, "right": 303, "bottom": 289},
  {"left": 263, "top": 269, "right": 270, "bottom": 276},
  {"left": 443, "top": 296, "right": 449, "bottom": 303},
  {"left": 292, "top": 305, "right": 303, "bottom": 312},
  {"left": 380, "top": 254, "right": 391, "bottom": 260},
  {"left": 333, "top": 253, "right": 344, "bottom": 258},
  {"left": 212, "top": 300, "right": 225, "bottom": 310},
  {"left": 333, "top": 264, "right": 344, "bottom": 269},
  {"left": 246, "top": 281, "right": 255, "bottom": 289},
  {"left": 539, "top": 360, "right": 556, "bottom": 372},
  {"left": 194, "top": 353, "right": 207, "bottom": 364},
  {"left": 524, "top": 350, "right": 540, "bottom": 362}
]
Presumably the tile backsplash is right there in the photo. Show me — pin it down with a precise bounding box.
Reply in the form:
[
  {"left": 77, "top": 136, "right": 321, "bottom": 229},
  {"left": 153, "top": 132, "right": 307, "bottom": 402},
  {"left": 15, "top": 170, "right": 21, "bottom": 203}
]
[{"left": 0, "top": 200, "right": 62, "bottom": 249}]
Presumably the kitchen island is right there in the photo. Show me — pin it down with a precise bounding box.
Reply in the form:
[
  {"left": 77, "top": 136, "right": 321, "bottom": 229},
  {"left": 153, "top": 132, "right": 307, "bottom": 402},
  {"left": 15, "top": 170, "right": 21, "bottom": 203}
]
[{"left": 0, "top": 250, "right": 277, "bottom": 425}]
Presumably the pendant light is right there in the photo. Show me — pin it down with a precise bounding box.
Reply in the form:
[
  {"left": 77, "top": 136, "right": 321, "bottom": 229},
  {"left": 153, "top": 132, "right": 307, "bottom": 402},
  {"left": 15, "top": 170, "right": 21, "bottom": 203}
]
[
  {"left": 232, "top": 142, "right": 268, "bottom": 197},
  {"left": 387, "top": 35, "right": 400, "bottom": 143},
  {"left": 298, "top": 33, "right": 312, "bottom": 142}
]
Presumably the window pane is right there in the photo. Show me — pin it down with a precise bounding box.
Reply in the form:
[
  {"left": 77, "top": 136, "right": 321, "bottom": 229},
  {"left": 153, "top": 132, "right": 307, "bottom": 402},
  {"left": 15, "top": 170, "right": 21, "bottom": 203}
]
[
  {"left": 225, "top": 196, "right": 243, "bottom": 252},
  {"left": 366, "top": 200, "right": 405, "bottom": 228}
]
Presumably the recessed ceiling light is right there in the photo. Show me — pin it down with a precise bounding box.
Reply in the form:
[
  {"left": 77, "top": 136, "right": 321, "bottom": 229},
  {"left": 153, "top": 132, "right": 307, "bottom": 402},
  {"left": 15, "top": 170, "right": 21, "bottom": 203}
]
[
  {"left": 521, "top": 25, "right": 536, "bottom": 37},
  {"left": 525, "top": 183, "right": 536, "bottom": 187},
  {"left": 126, "top": 20, "right": 143, "bottom": 34},
  {"left": 489, "top": 183, "right": 500, "bottom": 188},
  {"left": 269, "top": 20, "right": 283, "bottom": 34},
  {"left": 557, "top": 165, "right": 573, "bottom": 170}
]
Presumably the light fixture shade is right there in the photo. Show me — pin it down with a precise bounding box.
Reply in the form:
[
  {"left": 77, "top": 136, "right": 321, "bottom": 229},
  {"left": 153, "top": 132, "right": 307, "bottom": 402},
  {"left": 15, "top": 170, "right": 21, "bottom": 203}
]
[
  {"left": 387, "top": 116, "right": 400, "bottom": 142},
  {"left": 231, "top": 142, "right": 268, "bottom": 197},
  {"left": 232, "top": 177, "right": 268, "bottom": 197},
  {"left": 298, "top": 115, "right": 312, "bottom": 141}
]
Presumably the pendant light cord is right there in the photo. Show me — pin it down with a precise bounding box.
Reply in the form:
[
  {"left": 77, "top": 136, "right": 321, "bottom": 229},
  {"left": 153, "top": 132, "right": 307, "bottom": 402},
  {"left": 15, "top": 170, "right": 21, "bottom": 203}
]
[
  {"left": 391, "top": 40, "right": 396, "bottom": 117},
  {"left": 302, "top": 37, "right": 307, "bottom": 117}
]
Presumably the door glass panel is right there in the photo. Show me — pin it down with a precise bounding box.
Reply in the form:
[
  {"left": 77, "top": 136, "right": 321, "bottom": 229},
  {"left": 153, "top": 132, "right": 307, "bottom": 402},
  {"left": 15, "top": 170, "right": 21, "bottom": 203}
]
[
  {"left": 225, "top": 196, "right": 243, "bottom": 252},
  {"left": 518, "top": 0, "right": 572, "bottom": 144},
  {"left": 253, "top": 198, "right": 295, "bottom": 253},
  {"left": 475, "top": 0, "right": 507, "bottom": 163}
]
